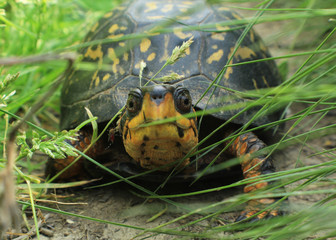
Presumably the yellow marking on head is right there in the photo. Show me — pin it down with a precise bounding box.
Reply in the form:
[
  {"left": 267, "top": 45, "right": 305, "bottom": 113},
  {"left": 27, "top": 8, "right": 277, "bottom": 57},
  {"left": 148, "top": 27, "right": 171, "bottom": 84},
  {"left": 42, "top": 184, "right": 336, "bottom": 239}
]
[
  {"left": 84, "top": 45, "right": 103, "bottom": 61},
  {"left": 162, "top": 4, "right": 173, "bottom": 12},
  {"left": 140, "top": 38, "right": 151, "bottom": 53},
  {"left": 107, "top": 48, "right": 120, "bottom": 74},
  {"left": 123, "top": 52, "right": 129, "bottom": 61},
  {"left": 206, "top": 49, "right": 223, "bottom": 64},
  {"left": 144, "top": 2, "right": 158, "bottom": 12},
  {"left": 109, "top": 24, "right": 119, "bottom": 33},
  {"left": 103, "top": 73, "right": 111, "bottom": 81},
  {"left": 90, "top": 22, "right": 99, "bottom": 32},
  {"left": 173, "top": 28, "right": 193, "bottom": 39},
  {"left": 123, "top": 92, "right": 198, "bottom": 170},
  {"left": 147, "top": 52, "right": 156, "bottom": 61},
  {"left": 211, "top": 33, "right": 225, "bottom": 41},
  {"left": 103, "top": 12, "right": 113, "bottom": 18}
]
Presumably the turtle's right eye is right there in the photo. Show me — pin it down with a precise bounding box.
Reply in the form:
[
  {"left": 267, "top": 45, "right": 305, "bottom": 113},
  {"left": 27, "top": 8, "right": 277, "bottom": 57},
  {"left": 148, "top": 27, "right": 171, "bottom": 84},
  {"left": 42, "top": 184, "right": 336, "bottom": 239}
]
[{"left": 126, "top": 91, "right": 142, "bottom": 115}]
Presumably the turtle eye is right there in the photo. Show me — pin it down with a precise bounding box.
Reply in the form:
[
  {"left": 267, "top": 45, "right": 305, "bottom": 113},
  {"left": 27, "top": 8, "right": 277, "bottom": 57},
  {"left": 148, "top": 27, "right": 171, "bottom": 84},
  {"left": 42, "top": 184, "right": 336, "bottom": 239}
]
[
  {"left": 174, "top": 88, "right": 192, "bottom": 114},
  {"left": 126, "top": 90, "right": 142, "bottom": 115}
]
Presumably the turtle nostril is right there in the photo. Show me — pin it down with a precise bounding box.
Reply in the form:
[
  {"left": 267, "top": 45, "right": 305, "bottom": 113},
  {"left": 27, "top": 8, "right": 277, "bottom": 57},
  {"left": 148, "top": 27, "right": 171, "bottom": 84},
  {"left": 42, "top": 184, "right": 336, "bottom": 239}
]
[{"left": 150, "top": 86, "right": 168, "bottom": 105}]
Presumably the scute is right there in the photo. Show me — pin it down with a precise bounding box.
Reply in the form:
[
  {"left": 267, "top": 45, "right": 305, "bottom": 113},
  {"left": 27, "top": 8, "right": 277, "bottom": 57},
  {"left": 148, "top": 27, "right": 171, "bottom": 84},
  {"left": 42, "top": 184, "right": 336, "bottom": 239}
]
[{"left": 61, "top": 0, "right": 282, "bottom": 130}]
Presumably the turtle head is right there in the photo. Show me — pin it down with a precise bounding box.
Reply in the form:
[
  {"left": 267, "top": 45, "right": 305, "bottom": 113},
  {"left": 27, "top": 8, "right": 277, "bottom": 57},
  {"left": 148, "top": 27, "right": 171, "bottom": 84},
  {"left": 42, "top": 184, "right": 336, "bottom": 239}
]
[{"left": 119, "top": 84, "right": 198, "bottom": 170}]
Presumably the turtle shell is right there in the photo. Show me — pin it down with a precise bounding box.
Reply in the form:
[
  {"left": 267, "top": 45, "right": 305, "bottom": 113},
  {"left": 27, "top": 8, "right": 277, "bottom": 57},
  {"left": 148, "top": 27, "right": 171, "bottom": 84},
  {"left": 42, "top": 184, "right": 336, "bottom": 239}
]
[{"left": 61, "top": 0, "right": 282, "bottom": 130}]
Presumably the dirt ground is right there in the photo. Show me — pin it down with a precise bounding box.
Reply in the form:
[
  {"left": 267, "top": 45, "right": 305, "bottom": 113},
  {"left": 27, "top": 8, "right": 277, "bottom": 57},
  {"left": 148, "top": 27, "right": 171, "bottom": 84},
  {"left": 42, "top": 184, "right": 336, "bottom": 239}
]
[
  {"left": 13, "top": 105, "right": 335, "bottom": 240},
  {"left": 6, "top": 5, "right": 336, "bottom": 240}
]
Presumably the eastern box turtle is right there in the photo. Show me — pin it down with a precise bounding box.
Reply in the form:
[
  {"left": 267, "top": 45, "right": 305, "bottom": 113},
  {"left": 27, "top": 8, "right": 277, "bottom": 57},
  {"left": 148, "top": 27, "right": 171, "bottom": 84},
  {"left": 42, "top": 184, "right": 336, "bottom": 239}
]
[{"left": 46, "top": 0, "right": 284, "bottom": 221}]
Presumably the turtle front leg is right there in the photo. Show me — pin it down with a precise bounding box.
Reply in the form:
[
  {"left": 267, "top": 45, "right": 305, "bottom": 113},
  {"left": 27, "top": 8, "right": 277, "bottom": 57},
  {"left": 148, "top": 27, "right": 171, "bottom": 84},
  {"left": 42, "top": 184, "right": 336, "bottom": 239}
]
[
  {"left": 45, "top": 130, "right": 106, "bottom": 181},
  {"left": 227, "top": 132, "right": 279, "bottom": 221}
]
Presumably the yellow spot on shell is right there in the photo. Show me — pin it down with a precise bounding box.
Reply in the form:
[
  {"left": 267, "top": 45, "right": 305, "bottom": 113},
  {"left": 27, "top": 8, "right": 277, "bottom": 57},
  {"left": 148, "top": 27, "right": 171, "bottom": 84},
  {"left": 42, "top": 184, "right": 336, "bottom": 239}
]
[
  {"left": 146, "top": 16, "right": 164, "bottom": 20},
  {"left": 104, "top": 12, "right": 113, "bottom": 18},
  {"left": 119, "top": 42, "right": 125, "bottom": 47},
  {"left": 135, "top": 62, "right": 140, "bottom": 69},
  {"left": 206, "top": 49, "right": 224, "bottom": 64},
  {"left": 115, "top": 6, "right": 126, "bottom": 11},
  {"left": 211, "top": 33, "right": 225, "bottom": 41},
  {"left": 90, "top": 22, "right": 99, "bottom": 32},
  {"left": 144, "top": 2, "right": 158, "bottom": 12},
  {"left": 176, "top": 15, "right": 190, "bottom": 20},
  {"left": 123, "top": 52, "right": 129, "bottom": 61},
  {"left": 103, "top": 74, "right": 111, "bottom": 81},
  {"left": 162, "top": 4, "right": 173, "bottom": 12},
  {"left": 236, "top": 46, "right": 256, "bottom": 59},
  {"left": 173, "top": 28, "right": 192, "bottom": 39},
  {"left": 95, "top": 76, "right": 100, "bottom": 87},
  {"left": 84, "top": 45, "right": 103, "bottom": 61},
  {"left": 140, "top": 38, "right": 151, "bottom": 52},
  {"left": 212, "top": 45, "right": 218, "bottom": 49},
  {"left": 218, "top": 7, "right": 230, "bottom": 11},
  {"left": 223, "top": 46, "right": 256, "bottom": 80},
  {"left": 216, "top": 24, "right": 230, "bottom": 32},
  {"left": 109, "top": 24, "right": 119, "bottom": 33},
  {"left": 182, "top": 1, "right": 193, "bottom": 4},
  {"left": 262, "top": 76, "right": 270, "bottom": 87},
  {"left": 231, "top": 12, "right": 242, "bottom": 20},
  {"left": 250, "top": 31, "right": 255, "bottom": 42},
  {"left": 90, "top": 70, "right": 99, "bottom": 88},
  {"left": 252, "top": 79, "right": 258, "bottom": 89},
  {"left": 185, "top": 47, "right": 190, "bottom": 55},
  {"left": 147, "top": 52, "right": 156, "bottom": 61},
  {"left": 107, "top": 48, "right": 120, "bottom": 74}
]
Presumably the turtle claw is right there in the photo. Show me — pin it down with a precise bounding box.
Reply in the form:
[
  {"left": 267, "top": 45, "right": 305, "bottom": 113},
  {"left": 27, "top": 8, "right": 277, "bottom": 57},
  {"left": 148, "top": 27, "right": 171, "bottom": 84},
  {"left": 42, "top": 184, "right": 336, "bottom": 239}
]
[{"left": 235, "top": 209, "right": 280, "bottom": 222}]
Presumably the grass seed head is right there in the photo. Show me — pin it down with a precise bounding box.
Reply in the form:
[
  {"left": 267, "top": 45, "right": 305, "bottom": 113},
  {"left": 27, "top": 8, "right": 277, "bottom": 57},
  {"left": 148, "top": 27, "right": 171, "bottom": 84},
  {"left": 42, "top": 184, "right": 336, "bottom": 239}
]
[{"left": 167, "top": 36, "right": 194, "bottom": 65}]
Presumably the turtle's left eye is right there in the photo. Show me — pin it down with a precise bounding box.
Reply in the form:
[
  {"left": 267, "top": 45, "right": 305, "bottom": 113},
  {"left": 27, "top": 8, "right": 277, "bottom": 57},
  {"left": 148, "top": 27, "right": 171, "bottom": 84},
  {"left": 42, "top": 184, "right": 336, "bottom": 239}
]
[
  {"left": 126, "top": 90, "right": 142, "bottom": 115},
  {"left": 174, "top": 88, "right": 192, "bottom": 114}
]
